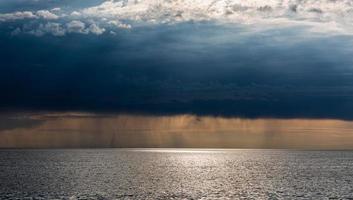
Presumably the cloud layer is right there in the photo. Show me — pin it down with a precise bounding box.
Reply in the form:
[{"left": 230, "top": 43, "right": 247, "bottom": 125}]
[
  {"left": 1, "top": 0, "right": 353, "bottom": 36},
  {"left": 82, "top": 0, "right": 353, "bottom": 28}
]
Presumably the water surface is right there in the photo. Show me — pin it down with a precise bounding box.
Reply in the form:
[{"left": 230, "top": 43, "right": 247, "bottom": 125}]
[{"left": 0, "top": 149, "right": 353, "bottom": 199}]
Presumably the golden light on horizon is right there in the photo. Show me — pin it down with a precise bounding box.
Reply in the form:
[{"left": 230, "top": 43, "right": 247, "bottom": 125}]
[{"left": 1, "top": 113, "right": 353, "bottom": 149}]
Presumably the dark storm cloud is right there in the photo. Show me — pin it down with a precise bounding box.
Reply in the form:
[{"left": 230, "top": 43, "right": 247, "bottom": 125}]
[{"left": 1, "top": 22, "right": 353, "bottom": 119}]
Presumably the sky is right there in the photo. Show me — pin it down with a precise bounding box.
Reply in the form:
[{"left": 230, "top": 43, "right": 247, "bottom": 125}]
[{"left": 1, "top": 0, "right": 353, "bottom": 148}]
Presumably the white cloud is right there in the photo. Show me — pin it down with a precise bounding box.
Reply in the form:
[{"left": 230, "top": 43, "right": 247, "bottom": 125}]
[
  {"left": 51, "top": 8, "right": 61, "bottom": 12},
  {"left": 88, "top": 23, "right": 106, "bottom": 35},
  {"left": 66, "top": 20, "right": 88, "bottom": 34},
  {"left": 70, "top": 11, "right": 81, "bottom": 17},
  {"left": 80, "top": 0, "right": 353, "bottom": 34},
  {"left": 2, "top": 0, "right": 353, "bottom": 35},
  {"left": 0, "top": 11, "right": 37, "bottom": 21},
  {"left": 0, "top": 10, "right": 58, "bottom": 21},
  {"left": 117, "top": 23, "right": 131, "bottom": 29},
  {"left": 36, "top": 10, "right": 59, "bottom": 20},
  {"left": 108, "top": 20, "right": 131, "bottom": 29},
  {"left": 65, "top": 20, "right": 105, "bottom": 35}
]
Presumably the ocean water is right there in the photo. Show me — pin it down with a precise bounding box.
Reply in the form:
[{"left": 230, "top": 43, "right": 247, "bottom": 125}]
[{"left": 0, "top": 149, "right": 353, "bottom": 200}]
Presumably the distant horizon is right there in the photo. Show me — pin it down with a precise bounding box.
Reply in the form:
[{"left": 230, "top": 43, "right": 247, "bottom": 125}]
[{"left": 1, "top": 112, "right": 353, "bottom": 149}]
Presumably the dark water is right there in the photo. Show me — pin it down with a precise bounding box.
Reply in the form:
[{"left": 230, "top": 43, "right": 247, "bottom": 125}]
[{"left": 0, "top": 149, "right": 353, "bottom": 199}]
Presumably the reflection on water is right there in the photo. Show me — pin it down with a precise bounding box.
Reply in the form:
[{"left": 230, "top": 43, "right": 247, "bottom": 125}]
[
  {"left": 0, "top": 149, "right": 353, "bottom": 199},
  {"left": 1, "top": 113, "right": 353, "bottom": 148},
  {"left": 131, "top": 148, "right": 236, "bottom": 153}
]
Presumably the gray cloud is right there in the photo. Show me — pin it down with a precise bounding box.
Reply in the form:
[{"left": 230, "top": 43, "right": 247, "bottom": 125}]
[
  {"left": 28, "top": 22, "right": 66, "bottom": 36},
  {"left": 20, "top": 20, "right": 105, "bottom": 36}
]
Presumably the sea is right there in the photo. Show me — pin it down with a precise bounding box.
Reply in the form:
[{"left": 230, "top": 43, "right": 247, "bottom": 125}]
[{"left": 0, "top": 149, "right": 353, "bottom": 199}]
